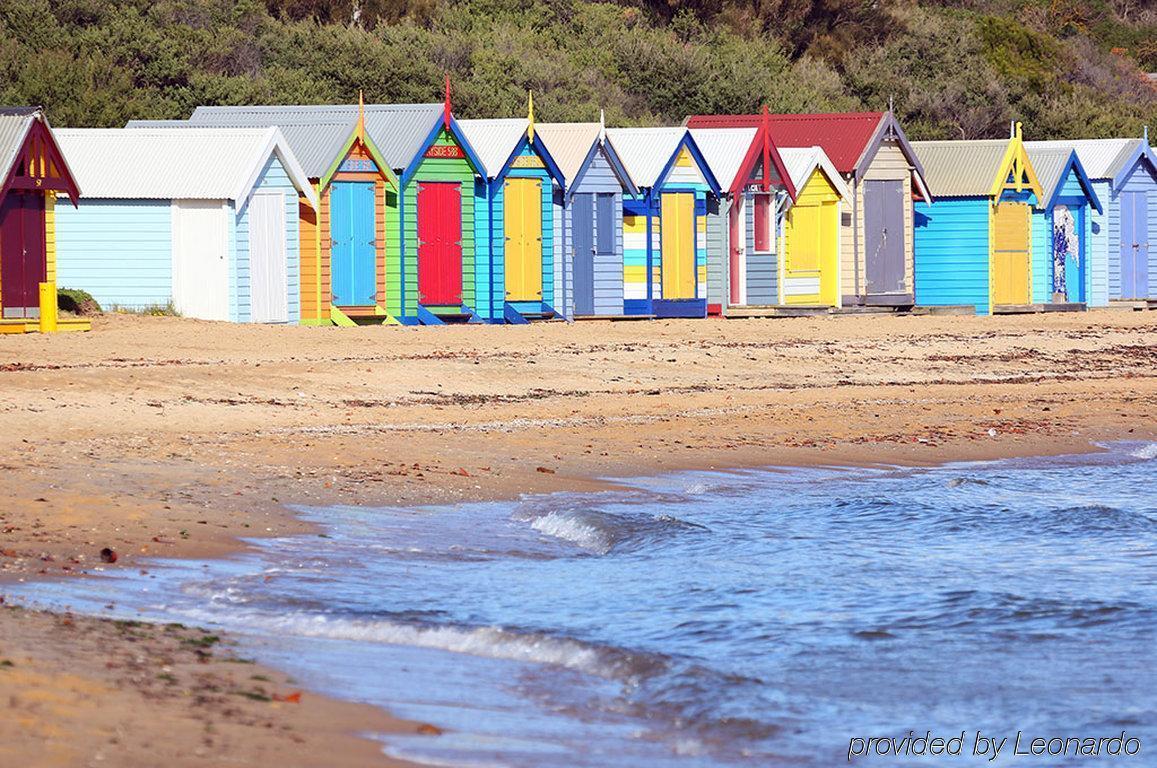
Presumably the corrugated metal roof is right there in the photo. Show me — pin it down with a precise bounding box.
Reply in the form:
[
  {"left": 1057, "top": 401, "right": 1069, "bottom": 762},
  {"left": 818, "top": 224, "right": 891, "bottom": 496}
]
[
  {"left": 54, "top": 127, "right": 317, "bottom": 207},
  {"left": 911, "top": 139, "right": 1009, "bottom": 197},
  {"left": 779, "top": 146, "right": 850, "bottom": 200},
  {"left": 534, "top": 122, "right": 600, "bottom": 185},
  {"left": 456, "top": 118, "right": 528, "bottom": 178},
  {"left": 1025, "top": 138, "right": 1141, "bottom": 180},
  {"left": 0, "top": 113, "right": 33, "bottom": 183},
  {"left": 1023, "top": 146, "right": 1074, "bottom": 203},
  {"left": 688, "top": 127, "right": 757, "bottom": 191},
  {"left": 604, "top": 127, "right": 687, "bottom": 189},
  {"left": 187, "top": 103, "right": 443, "bottom": 174},
  {"left": 687, "top": 112, "right": 885, "bottom": 174}
]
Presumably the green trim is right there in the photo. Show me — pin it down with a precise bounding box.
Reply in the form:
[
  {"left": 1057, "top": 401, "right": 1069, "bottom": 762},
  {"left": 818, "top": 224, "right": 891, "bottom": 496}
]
[
  {"left": 330, "top": 305, "right": 357, "bottom": 327},
  {"left": 319, "top": 130, "right": 400, "bottom": 191}
]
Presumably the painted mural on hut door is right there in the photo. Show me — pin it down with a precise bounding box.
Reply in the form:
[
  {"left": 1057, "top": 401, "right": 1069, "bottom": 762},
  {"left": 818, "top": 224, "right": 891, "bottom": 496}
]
[
  {"left": 504, "top": 177, "right": 543, "bottom": 302},
  {"left": 417, "top": 182, "right": 463, "bottom": 306},
  {"left": 1051, "top": 205, "right": 1084, "bottom": 304}
]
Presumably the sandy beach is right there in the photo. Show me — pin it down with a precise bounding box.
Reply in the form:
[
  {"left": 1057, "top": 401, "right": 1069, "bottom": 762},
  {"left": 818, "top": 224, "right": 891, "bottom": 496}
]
[{"left": 1, "top": 309, "right": 1155, "bottom": 765}]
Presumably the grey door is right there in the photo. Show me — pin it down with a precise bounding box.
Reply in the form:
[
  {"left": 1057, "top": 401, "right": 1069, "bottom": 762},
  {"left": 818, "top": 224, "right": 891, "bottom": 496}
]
[
  {"left": 864, "top": 179, "right": 906, "bottom": 294},
  {"left": 573, "top": 194, "right": 595, "bottom": 315}
]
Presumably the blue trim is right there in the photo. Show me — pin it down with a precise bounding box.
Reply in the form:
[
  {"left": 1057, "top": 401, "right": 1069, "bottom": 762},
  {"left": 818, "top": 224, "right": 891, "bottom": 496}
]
[
  {"left": 489, "top": 134, "right": 566, "bottom": 193},
  {"left": 654, "top": 133, "right": 722, "bottom": 196},
  {"left": 400, "top": 115, "right": 486, "bottom": 186},
  {"left": 645, "top": 190, "right": 655, "bottom": 307},
  {"left": 1047, "top": 151, "right": 1102, "bottom": 214},
  {"left": 416, "top": 305, "right": 444, "bottom": 325},
  {"left": 398, "top": 183, "right": 407, "bottom": 318},
  {"left": 503, "top": 302, "right": 530, "bottom": 324},
  {"left": 488, "top": 179, "right": 497, "bottom": 322},
  {"left": 1111, "top": 142, "right": 1157, "bottom": 193},
  {"left": 571, "top": 139, "right": 639, "bottom": 199},
  {"left": 652, "top": 298, "right": 707, "bottom": 318}
]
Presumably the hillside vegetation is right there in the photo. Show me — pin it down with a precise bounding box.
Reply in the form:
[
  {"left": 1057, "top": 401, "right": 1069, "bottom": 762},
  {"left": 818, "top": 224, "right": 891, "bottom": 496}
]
[{"left": 0, "top": 0, "right": 1153, "bottom": 140}]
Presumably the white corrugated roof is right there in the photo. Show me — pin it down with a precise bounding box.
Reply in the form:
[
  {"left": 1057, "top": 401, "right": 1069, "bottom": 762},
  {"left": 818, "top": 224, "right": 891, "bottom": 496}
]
[
  {"left": 457, "top": 118, "right": 528, "bottom": 179},
  {"left": 534, "top": 122, "right": 600, "bottom": 185},
  {"left": 1025, "top": 138, "right": 1141, "bottom": 180},
  {"left": 912, "top": 140, "right": 1009, "bottom": 198},
  {"left": 688, "top": 127, "right": 757, "bottom": 191},
  {"left": 779, "top": 146, "right": 850, "bottom": 200},
  {"left": 605, "top": 127, "right": 687, "bottom": 189},
  {"left": 54, "top": 127, "right": 317, "bottom": 207},
  {"left": 1024, "top": 146, "right": 1076, "bottom": 204}
]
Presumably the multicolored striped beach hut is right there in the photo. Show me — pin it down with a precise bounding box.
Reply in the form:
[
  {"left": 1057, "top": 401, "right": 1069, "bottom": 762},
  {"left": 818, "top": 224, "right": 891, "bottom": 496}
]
[
  {"left": 0, "top": 107, "right": 84, "bottom": 333},
  {"left": 1027, "top": 136, "right": 1156, "bottom": 303},
  {"left": 604, "top": 128, "right": 721, "bottom": 318},
  {"left": 458, "top": 109, "right": 567, "bottom": 323},
  {"left": 535, "top": 119, "right": 638, "bottom": 319},
  {"left": 912, "top": 125, "right": 1049, "bottom": 314},
  {"left": 54, "top": 127, "right": 316, "bottom": 323},
  {"left": 689, "top": 113, "right": 796, "bottom": 313},
  {"left": 687, "top": 110, "right": 930, "bottom": 308},
  {"left": 778, "top": 147, "right": 851, "bottom": 307}
]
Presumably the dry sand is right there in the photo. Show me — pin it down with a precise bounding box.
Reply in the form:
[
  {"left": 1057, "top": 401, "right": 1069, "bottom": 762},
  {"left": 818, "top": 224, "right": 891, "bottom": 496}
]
[{"left": 1, "top": 309, "right": 1155, "bottom": 765}]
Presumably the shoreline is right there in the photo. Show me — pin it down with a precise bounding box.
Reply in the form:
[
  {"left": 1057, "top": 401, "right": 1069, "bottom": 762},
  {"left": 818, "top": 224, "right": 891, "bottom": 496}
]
[{"left": 1, "top": 311, "right": 1155, "bottom": 764}]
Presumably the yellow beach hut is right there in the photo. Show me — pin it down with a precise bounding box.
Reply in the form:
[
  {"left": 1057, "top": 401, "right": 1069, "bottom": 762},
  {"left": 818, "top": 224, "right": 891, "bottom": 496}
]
[{"left": 778, "top": 147, "right": 851, "bottom": 307}]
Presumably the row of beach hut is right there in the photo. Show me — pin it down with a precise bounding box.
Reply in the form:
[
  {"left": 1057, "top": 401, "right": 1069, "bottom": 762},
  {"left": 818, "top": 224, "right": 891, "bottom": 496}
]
[{"left": 2, "top": 97, "right": 1154, "bottom": 332}]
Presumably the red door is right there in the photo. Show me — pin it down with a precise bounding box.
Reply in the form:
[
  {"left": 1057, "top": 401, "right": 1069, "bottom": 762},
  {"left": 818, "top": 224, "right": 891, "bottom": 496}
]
[
  {"left": 0, "top": 193, "right": 46, "bottom": 318},
  {"left": 417, "top": 182, "right": 463, "bottom": 306}
]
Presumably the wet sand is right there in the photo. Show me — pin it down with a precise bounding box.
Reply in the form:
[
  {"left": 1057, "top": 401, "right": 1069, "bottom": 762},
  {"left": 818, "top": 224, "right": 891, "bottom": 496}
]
[{"left": 1, "top": 310, "right": 1155, "bottom": 765}]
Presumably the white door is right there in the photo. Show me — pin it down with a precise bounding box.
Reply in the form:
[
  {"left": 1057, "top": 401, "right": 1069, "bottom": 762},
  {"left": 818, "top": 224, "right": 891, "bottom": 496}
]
[
  {"left": 172, "top": 200, "right": 230, "bottom": 321},
  {"left": 248, "top": 192, "right": 288, "bottom": 323}
]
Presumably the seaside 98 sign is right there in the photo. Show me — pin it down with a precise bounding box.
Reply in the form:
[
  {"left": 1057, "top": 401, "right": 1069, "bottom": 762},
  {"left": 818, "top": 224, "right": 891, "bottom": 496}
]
[{"left": 425, "top": 144, "right": 466, "bottom": 160}]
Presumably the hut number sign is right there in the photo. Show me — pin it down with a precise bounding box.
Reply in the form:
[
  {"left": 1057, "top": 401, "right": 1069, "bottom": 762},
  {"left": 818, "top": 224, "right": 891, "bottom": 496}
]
[
  {"left": 511, "top": 155, "right": 544, "bottom": 169},
  {"left": 425, "top": 144, "right": 466, "bottom": 159},
  {"left": 339, "top": 158, "right": 377, "bottom": 173}
]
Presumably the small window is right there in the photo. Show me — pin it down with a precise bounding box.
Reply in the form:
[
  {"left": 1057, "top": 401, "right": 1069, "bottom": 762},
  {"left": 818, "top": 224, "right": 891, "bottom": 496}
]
[
  {"left": 841, "top": 212, "right": 853, "bottom": 227},
  {"left": 753, "top": 192, "right": 773, "bottom": 252}
]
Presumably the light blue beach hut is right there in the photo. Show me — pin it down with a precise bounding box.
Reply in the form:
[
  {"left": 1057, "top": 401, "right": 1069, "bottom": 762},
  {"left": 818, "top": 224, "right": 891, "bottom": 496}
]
[
  {"left": 1028, "top": 135, "right": 1157, "bottom": 303},
  {"left": 53, "top": 127, "right": 316, "bottom": 322},
  {"left": 535, "top": 119, "right": 638, "bottom": 319}
]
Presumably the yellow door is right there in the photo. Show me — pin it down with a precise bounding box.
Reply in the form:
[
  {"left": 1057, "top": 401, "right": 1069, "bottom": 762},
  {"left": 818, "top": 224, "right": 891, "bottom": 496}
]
[
  {"left": 661, "top": 193, "right": 695, "bottom": 300},
  {"left": 783, "top": 202, "right": 822, "bottom": 304},
  {"left": 991, "top": 201, "right": 1030, "bottom": 306},
  {"left": 504, "top": 177, "right": 543, "bottom": 301}
]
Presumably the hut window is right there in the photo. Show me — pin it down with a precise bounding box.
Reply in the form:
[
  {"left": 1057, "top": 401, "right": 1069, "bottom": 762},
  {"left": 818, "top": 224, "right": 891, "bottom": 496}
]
[{"left": 753, "top": 193, "right": 773, "bottom": 252}]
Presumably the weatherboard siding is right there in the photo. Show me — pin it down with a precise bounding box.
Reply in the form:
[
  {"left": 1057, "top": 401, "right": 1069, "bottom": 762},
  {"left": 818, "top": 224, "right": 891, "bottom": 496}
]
[
  {"left": 851, "top": 142, "right": 914, "bottom": 300},
  {"left": 914, "top": 197, "right": 989, "bottom": 313},
  {"left": 744, "top": 189, "right": 778, "bottom": 305},
  {"left": 234, "top": 155, "right": 302, "bottom": 323},
  {"left": 55, "top": 199, "right": 173, "bottom": 311},
  {"left": 572, "top": 149, "right": 625, "bottom": 317},
  {"left": 706, "top": 197, "right": 726, "bottom": 308},
  {"left": 1089, "top": 180, "right": 1110, "bottom": 307}
]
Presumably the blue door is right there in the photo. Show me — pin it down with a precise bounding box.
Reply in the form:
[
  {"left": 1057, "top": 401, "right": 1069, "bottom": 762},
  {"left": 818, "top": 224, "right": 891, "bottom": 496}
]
[
  {"left": 330, "top": 181, "right": 377, "bottom": 306},
  {"left": 572, "top": 194, "right": 594, "bottom": 316}
]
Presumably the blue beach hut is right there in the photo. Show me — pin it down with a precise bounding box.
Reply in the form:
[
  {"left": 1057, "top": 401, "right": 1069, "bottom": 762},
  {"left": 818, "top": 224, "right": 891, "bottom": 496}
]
[
  {"left": 1027, "top": 135, "right": 1157, "bottom": 303},
  {"left": 458, "top": 108, "right": 567, "bottom": 323},
  {"left": 54, "top": 127, "right": 317, "bottom": 323},
  {"left": 912, "top": 125, "right": 1047, "bottom": 314},
  {"left": 535, "top": 118, "right": 639, "bottom": 319},
  {"left": 604, "top": 128, "right": 721, "bottom": 318}
]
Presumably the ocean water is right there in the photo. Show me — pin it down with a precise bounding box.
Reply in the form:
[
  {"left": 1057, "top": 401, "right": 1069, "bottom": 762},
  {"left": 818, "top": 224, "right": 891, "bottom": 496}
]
[{"left": 11, "top": 443, "right": 1157, "bottom": 767}]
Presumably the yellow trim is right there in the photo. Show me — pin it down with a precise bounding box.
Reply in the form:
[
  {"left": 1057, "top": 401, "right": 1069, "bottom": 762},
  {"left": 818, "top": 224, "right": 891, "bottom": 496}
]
[
  {"left": 989, "top": 122, "right": 1044, "bottom": 201},
  {"left": 45, "top": 191, "right": 56, "bottom": 283},
  {"left": 38, "top": 282, "right": 57, "bottom": 332}
]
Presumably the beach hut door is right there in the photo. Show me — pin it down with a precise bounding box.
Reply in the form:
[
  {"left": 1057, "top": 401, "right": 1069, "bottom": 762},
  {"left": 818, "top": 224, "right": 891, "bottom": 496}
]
[
  {"left": 504, "top": 178, "right": 543, "bottom": 302},
  {"left": 864, "top": 180, "right": 905, "bottom": 294},
  {"left": 248, "top": 192, "right": 289, "bottom": 323},
  {"left": 661, "top": 193, "right": 695, "bottom": 300},
  {"left": 1120, "top": 192, "right": 1149, "bottom": 299},
  {"left": 572, "top": 193, "right": 595, "bottom": 315},
  {"left": 991, "top": 202, "right": 1031, "bottom": 306},
  {"left": 330, "top": 182, "right": 378, "bottom": 307},
  {"left": 172, "top": 200, "right": 229, "bottom": 321},
  {"left": 417, "top": 182, "right": 463, "bottom": 306},
  {"left": 0, "top": 192, "right": 46, "bottom": 318}
]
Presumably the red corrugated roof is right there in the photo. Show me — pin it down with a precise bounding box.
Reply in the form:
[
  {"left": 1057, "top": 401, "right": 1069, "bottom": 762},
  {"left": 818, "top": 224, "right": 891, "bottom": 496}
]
[{"left": 686, "top": 112, "right": 886, "bottom": 175}]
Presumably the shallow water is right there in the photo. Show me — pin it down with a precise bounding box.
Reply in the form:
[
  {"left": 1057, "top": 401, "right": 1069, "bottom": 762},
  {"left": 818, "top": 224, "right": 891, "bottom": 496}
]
[{"left": 12, "top": 443, "right": 1157, "bottom": 767}]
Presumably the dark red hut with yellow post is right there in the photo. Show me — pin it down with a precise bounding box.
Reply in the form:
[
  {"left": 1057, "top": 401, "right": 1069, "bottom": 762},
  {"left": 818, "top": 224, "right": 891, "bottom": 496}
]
[{"left": 0, "top": 107, "right": 85, "bottom": 333}]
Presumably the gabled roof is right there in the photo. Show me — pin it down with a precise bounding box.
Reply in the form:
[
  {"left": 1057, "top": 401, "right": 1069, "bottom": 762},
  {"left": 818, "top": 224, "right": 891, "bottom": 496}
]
[
  {"left": 185, "top": 103, "right": 444, "bottom": 175},
  {"left": 0, "top": 107, "right": 80, "bottom": 203},
  {"left": 456, "top": 117, "right": 566, "bottom": 188},
  {"left": 1023, "top": 146, "right": 1102, "bottom": 213},
  {"left": 534, "top": 122, "right": 638, "bottom": 197},
  {"left": 54, "top": 127, "right": 318, "bottom": 208},
  {"left": 604, "top": 127, "right": 720, "bottom": 194},
  {"left": 689, "top": 125, "right": 796, "bottom": 200},
  {"left": 779, "top": 146, "right": 851, "bottom": 202},
  {"left": 912, "top": 135, "right": 1043, "bottom": 203},
  {"left": 1026, "top": 138, "right": 1152, "bottom": 186}
]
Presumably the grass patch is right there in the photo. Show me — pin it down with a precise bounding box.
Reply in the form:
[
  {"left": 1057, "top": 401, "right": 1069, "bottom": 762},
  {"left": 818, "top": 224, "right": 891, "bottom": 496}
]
[
  {"left": 180, "top": 634, "right": 220, "bottom": 649},
  {"left": 57, "top": 288, "right": 101, "bottom": 315}
]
